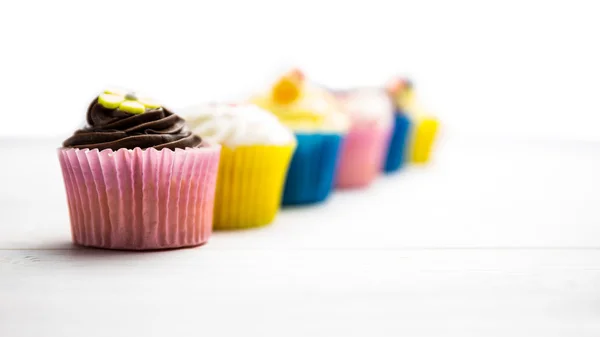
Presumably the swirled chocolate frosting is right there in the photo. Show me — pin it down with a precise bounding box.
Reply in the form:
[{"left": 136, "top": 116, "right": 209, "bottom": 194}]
[{"left": 63, "top": 98, "right": 203, "bottom": 150}]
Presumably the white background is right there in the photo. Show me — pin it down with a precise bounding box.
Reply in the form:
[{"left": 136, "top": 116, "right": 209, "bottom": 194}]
[
  {"left": 1, "top": 0, "right": 599, "bottom": 141},
  {"left": 2, "top": 1, "right": 600, "bottom": 336}
]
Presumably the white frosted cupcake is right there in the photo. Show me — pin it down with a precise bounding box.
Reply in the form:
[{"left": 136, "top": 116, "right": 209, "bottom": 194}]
[
  {"left": 182, "top": 103, "right": 296, "bottom": 230},
  {"left": 333, "top": 88, "right": 394, "bottom": 188}
]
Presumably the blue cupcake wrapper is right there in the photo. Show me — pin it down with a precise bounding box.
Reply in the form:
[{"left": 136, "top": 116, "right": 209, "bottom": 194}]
[
  {"left": 282, "top": 133, "right": 344, "bottom": 205},
  {"left": 384, "top": 112, "right": 412, "bottom": 173}
]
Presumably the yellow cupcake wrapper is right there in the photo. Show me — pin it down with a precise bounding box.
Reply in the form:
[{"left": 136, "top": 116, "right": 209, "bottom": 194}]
[
  {"left": 410, "top": 116, "right": 439, "bottom": 164},
  {"left": 213, "top": 144, "right": 295, "bottom": 230}
]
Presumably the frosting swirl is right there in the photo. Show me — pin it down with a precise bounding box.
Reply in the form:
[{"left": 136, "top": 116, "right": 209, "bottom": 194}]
[
  {"left": 334, "top": 88, "right": 394, "bottom": 128},
  {"left": 63, "top": 97, "right": 203, "bottom": 150},
  {"left": 182, "top": 103, "right": 295, "bottom": 148},
  {"left": 251, "top": 70, "right": 350, "bottom": 133}
]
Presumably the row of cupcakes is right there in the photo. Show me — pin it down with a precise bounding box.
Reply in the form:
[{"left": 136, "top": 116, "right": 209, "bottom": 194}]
[
  {"left": 251, "top": 69, "right": 438, "bottom": 192},
  {"left": 58, "top": 69, "right": 438, "bottom": 250}
]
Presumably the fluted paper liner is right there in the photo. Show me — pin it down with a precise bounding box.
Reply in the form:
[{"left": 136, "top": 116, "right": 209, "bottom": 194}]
[
  {"left": 58, "top": 146, "right": 221, "bottom": 250},
  {"left": 410, "top": 116, "right": 439, "bottom": 163},
  {"left": 214, "top": 144, "right": 295, "bottom": 230},
  {"left": 336, "top": 125, "right": 392, "bottom": 189},
  {"left": 384, "top": 113, "right": 412, "bottom": 173},
  {"left": 282, "top": 133, "right": 344, "bottom": 205}
]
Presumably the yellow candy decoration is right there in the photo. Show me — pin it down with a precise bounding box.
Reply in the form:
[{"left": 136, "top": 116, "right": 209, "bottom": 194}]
[
  {"left": 98, "top": 93, "right": 124, "bottom": 110},
  {"left": 138, "top": 97, "right": 162, "bottom": 109},
  {"left": 119, "top": 100, "right": 146, "bottom": 115},
  {"left": 97, "top": 90, "right": 162, "bottom": 114}
]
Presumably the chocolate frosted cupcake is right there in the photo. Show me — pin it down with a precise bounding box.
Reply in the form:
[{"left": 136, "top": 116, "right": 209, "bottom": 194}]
[{"left": 58, "top": 89, "right": 221, "bottom": 250}]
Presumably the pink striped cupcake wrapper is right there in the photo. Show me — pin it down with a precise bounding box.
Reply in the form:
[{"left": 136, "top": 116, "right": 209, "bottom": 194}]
[
  {"left": 57, "top": 146, "right": 221, "bottom": 250},
  {"left": 336, "top": 124, "right": 392, "bottom": 189}
]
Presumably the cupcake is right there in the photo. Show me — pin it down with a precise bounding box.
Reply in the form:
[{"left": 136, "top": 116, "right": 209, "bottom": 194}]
[
  {"left": 59, "top": 89, "right": 221, "bottom": 250},
  {"left": 251, "top": 69, "right": 350, "bottom": 205},
  {"left": 183, "top": 103, "right": 296, "bottom": 229},
  {"left": 388, "top": 78, "right": 439, "bottom": 164},
  {"left": 333, "top": 88, "right": 394, "bottom": 188},
  {"left": 383, "top": 78, "right": 414, "bottom": 172}
]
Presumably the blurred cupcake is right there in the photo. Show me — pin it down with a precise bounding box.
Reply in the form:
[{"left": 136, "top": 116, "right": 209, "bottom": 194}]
[
  {"left": 333, "top": 88, "right": 394, "bottom": 188},
  {"left": 59, "top": 89, "right": 221, "bottom": 250},
  {"left": 252, "top": 69, "right": 350, "bottom": 205},
  {"left": 183, "top": 103, "right": 296, "bottom": 229},
  {"left": 389, "top": 78, "right": 439, "bottom": 164},
  {"left": 383, "top": 78, "right": 414, "bottom": 172}
]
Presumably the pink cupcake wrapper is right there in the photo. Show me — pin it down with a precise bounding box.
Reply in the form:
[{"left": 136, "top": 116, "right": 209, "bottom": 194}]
[
  {"left": 336, "top": 125, "right": 392, "bottom": 188},
  {"left": 57, "top": 146, "right": 221, "bottom": 250}
]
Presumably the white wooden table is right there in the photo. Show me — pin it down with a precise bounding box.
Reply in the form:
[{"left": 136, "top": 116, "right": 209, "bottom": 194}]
[{"left": 1, "top": 134, "right": 600, "bottom": 337}]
